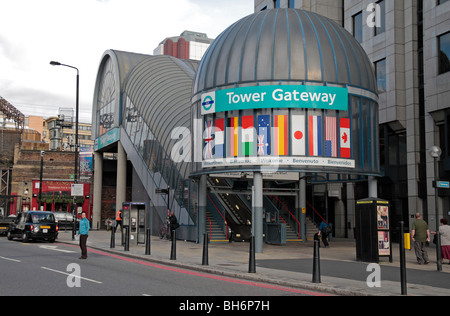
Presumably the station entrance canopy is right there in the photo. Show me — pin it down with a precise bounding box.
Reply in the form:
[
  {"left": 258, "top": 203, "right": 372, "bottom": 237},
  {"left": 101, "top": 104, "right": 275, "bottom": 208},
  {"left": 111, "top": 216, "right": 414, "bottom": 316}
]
[{"left": 191, "top": 9, "right": 380, "bottom": 178}]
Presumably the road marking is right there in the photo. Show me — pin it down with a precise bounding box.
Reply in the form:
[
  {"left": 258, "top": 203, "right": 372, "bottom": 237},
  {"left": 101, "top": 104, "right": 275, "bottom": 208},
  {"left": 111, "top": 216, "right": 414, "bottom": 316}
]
[
  {"left": 41, "top": 267, "right": 103, "bottom": 284},
  {"left": 0, "top": 256, "right": 21, "bottom": 263},
  {"left": 39, "top": 245, "right": 76, "bottom": 253}
]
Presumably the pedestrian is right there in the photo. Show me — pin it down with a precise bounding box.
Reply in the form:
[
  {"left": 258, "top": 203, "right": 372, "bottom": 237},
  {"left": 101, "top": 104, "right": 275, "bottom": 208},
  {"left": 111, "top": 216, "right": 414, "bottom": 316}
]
[
  {"left": 433, "top": 218, "right": 450, "bottom": 264},
  {"left": 411, "top": 213, "right": 430, "bottom": 265},
  {"left": 169, "top": 212, "right": 179, "bottom": 240},
  {"left": 314, "top": 221, "right": 330, "bottom": 248},
  {"left": 115, "top": 209, "right": 122, "bottom": 233},
  {"left": 77, "top": 211, "right": 90, "bottom": 260}
]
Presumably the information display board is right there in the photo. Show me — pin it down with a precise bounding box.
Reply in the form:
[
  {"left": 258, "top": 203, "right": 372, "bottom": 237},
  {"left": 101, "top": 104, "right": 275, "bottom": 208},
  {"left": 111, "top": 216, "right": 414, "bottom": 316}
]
[{"left": 355, "top": 198, "right": 392, "bottom": 263}]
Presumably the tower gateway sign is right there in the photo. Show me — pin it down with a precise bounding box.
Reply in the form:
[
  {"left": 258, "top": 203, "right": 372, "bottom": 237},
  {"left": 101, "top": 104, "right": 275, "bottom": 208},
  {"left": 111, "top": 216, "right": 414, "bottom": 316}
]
[
  {"left": 202, "top": 85, "right": 349, "bottom": 115},
  {"left": 200, "top": 84, "right": 355, "bottom": 171}
]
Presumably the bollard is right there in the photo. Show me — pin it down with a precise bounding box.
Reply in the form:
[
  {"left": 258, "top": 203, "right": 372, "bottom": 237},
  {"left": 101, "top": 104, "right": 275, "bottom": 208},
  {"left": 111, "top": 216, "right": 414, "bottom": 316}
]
[
  {"left": 110, "top": 226, "right": 115, "bottom": 249},
  {"left": 312, "top": 240, "right": 321, "bottom": 283},
  {"left": 170, "top": 230, "right": 177, "bottom": 260},
  {"left": 145, "top": 228, "right": 151, "bottom": 255},
  {"left": 124, "top": 227, "right": 130, "bottom": 252},
  {"left": 202, "top": 232, "right": 209, "bottom": 266},
  {"left": 399, "top": 222, "right": 407, "bottom": 295},
  {"left": 249, "top": 235, "right": 256, "bottom": 273}
]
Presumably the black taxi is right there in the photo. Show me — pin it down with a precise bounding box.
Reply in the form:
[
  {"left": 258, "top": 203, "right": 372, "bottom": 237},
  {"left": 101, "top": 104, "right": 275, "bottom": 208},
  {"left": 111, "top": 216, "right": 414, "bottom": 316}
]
[{"left": 7, "top": 211, "right": 58, "bottom": 242}]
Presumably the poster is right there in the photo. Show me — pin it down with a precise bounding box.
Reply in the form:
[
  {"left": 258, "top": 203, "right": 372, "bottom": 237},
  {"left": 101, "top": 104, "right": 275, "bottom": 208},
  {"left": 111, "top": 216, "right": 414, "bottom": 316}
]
[
  {"left": 378, "top": 231, "right": 391, "bottom": 256},
  {"left": 377, "top": 205, "right": 389, "bottom": 229}
]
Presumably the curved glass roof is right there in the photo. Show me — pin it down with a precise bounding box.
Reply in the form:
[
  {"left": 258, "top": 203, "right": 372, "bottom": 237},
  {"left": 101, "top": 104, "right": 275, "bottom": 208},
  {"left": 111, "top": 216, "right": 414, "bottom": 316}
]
[
  {"left": 193, "top": 8, "right": 377, "bottom": 97},
  {"left": 123, "top": 55, "right": 199, "bottom": 178}
]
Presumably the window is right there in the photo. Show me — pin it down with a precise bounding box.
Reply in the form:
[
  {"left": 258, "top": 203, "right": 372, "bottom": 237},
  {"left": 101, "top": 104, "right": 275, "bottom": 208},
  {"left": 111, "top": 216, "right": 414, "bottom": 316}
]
[
  {"left": 438, "top": 0, "right": 449, "bottom": 5},
  {"left": 374, "top": 0, "right": 386, "bottom": 36},
  {"left": 353, "top": 11, "right": 363, "bottom": 43},
  {"left": 375, "top": 59, "right": 387, "bottom": 93},
  {"left": 438, "top": 32, "right": 450, "bottom": 74}
]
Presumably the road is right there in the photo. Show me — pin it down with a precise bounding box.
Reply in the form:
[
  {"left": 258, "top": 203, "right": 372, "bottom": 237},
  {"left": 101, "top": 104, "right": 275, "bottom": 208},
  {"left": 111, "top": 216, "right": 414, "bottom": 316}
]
[{"left": 0, "top": 237, "right": 330, "bottom": 299}]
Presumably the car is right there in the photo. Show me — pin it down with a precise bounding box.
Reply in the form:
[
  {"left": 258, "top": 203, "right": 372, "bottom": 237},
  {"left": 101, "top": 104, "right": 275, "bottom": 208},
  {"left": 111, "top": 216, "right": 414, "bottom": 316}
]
[{"left": 7, "top": 211, "right": 58, "bottom": 243}]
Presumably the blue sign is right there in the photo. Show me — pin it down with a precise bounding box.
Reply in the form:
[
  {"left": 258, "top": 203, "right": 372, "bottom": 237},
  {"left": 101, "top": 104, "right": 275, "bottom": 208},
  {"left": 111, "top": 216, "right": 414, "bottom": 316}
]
[{"left": 437, "top": 181, "right": 450, "bottom": 189}]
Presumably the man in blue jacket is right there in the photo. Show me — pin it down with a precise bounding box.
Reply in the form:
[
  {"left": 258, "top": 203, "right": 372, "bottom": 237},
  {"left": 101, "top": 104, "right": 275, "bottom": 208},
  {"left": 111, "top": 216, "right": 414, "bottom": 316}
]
[{"left": 77, "top": 211, "right": 90, "bottom": 259}]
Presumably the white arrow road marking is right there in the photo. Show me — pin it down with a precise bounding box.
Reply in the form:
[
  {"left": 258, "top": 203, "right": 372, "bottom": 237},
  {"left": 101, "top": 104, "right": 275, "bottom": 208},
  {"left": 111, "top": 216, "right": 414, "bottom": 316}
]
[
  {"left": 39, "top": 245, "right": 76, "bottom": 253},
  {"left": 41, "top": 267, "right": 103, "bottom": 284}
]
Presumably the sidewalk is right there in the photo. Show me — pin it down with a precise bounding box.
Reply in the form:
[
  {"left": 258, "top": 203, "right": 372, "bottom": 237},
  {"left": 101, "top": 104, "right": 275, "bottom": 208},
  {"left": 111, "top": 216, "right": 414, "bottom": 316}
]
[{"left": 57, "top": 230, "right": 450, "bottom": 296}]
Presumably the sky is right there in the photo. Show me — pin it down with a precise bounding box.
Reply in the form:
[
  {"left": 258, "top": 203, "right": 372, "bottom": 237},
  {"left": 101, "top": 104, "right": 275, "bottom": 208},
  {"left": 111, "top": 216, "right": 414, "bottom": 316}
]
[{"left": 0, "top": 0, "right": 254, "bottom": 123}]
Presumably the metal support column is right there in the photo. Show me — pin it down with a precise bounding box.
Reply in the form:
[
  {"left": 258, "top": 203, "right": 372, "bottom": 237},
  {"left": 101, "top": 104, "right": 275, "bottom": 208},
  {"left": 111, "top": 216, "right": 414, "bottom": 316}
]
[
  {"left": 198, "top": 175, "right": 207, "bottom": 244},
  {"left": 92, "top": 151, "right": 103, "bottom": 230},
  {"left": 116, "top": 141, "right": 127, "bottom": 216},
  {"left": 253, "top": 172, "right": 263, "bottom": 253},
  {"left": 300, "top": 173, "right": 307, "bottom": 242}
]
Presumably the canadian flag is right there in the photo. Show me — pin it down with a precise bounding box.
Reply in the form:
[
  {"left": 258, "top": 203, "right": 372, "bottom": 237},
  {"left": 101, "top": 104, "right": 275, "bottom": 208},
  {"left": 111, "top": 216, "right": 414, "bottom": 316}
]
[{"left": 340, "top": 118, "right": 351, "bottom": 158}]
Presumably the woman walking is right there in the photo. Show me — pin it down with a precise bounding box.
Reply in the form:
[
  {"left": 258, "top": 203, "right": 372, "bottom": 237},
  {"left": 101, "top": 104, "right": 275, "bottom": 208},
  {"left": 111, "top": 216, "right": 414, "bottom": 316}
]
[{"left": 438, "top": 218, "right": 450, "bottom": 264}]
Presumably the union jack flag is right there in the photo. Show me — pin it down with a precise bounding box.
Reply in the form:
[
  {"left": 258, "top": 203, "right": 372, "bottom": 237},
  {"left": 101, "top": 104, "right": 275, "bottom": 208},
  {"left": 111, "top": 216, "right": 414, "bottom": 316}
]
[
  {"left": 204, "top": 120, "right": 214, "bottom": 160},
  {"left": 257, "top": 135, "right": 266, "bottom": 156}
]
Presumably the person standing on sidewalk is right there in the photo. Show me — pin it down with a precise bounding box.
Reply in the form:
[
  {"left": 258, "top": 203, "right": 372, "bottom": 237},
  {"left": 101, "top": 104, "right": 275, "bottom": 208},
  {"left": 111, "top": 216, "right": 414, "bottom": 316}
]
[
  {"left": 77, "top": 211, "right": 90, "bottom": 260},
  {"left": 432, "top": 218, "right": 450, "bottom": 264},
  {"left": 411, "top": 213, "right": 430, "bottom": 265},
  {"left": 169, "top": 212, "right": 179, "bottom": 240},
  {"left": 115, "top": 209, "right": 122, "bottom": 233}
]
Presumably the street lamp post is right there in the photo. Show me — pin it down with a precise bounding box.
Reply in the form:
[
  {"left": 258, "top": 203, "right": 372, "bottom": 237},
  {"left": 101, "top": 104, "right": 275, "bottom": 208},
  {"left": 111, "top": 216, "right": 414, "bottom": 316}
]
[
  {"left": 429, "top": 146, "right": 442, "bottom": 272},
  {"left": 38, "top": 151, "right": 45, "bottom": 211},
  {"left": 50, "top": 61, "right": 79, "bottom": 240}
]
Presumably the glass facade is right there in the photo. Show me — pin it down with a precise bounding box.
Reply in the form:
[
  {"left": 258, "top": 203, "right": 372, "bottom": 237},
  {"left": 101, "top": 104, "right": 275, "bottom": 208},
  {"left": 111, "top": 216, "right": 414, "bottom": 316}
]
[{"left": 96, "top": 57, "right": 116, "bottom": 137}]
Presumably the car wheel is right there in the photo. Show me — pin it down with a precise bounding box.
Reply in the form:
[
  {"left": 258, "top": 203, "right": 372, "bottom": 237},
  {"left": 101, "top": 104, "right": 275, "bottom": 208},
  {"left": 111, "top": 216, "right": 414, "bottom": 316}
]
[{"left": 21, "top": 233, "right": 28, "bottom": 243}]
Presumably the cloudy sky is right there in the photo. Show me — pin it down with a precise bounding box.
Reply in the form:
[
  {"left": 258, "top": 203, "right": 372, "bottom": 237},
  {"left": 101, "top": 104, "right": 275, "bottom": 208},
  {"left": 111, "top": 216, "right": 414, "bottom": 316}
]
[{"left": 0, "top": 0, "right": 254, "bottom": 122}]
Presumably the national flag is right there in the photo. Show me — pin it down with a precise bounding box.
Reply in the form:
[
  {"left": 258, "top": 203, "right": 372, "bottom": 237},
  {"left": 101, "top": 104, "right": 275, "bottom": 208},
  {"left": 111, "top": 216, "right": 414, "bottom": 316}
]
[
  {"left": 340, "top": 118, "right": 351, "bottom": 158},
  {"left": 204, "top": 120, "right": 213, "bottom": 160},
  {"left": 291, "top": 115, "right": 306, "bottom": 156},
  {"left": 227, "top": 117, "right": 239, "bottom": 157},
  {"left": 257, "top": 115, "right": 271, "bottom": 156},
  {"left": 325, "top": 117, "right": 337, "bottom": 157},
  {"left": 242, "top": 116, "right": 254, "bottom": 156},
  {"left": 309, "top": 116, "right": 322, "bottom": 156},
  {"left": 215, "top": 118, "right": 225, "bottom": 158},
  {"left": 274, "top": 115, "right": 288, "bottom": 156}
]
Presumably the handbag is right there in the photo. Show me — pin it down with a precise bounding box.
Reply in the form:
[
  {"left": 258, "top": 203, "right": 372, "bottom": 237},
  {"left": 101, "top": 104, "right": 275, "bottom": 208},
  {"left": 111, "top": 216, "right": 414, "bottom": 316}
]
[{"left": 433, "top": 234, "right": 438, "bottom": 245}]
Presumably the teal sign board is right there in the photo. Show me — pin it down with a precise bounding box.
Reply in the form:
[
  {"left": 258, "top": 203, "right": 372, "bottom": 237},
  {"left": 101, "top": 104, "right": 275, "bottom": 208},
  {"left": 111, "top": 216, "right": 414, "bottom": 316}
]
[
  {"left": 94, "top": 128, "right": 119, "bottom": 151},
  {"left": 201, "top": 85, "right": 349, "bottom": 115}
]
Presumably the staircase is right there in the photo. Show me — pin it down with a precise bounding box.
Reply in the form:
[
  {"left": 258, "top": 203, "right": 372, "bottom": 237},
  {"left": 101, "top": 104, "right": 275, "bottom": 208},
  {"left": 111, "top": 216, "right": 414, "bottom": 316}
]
[
  {"left": 280, "top": 215, "right": 317, "bottom": 242},
  {"left": 206, "top": 211, "right": 228, "bottom": 243}
]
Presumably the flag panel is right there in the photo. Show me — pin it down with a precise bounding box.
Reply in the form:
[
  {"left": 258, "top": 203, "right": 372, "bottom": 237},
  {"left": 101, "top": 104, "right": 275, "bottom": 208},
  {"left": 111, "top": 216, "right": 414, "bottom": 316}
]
[
  {"left": 340, "top": 118, "right": 351, "bottom": 158},
  {"left": 242, "top": 116, "right": 254, "bottom": 156},
  {"left": 257, "top": 115, "right": 271, "bottom": 156},
  {"left": 215, "top": 118, "right": 224, "bottom": 158},
  {"left": 275, "top": 115, "right": 288, "bottom": 156},
  {"left": 204, "top": 119, "right": 214, "bottom": 160},
  {"left": 309, "top": 116, "right": 322, "bottom": 156},
  {"left": 325, "top": 116, "right": 337, "bottom": 157},
  {"left": 291, "top": 114, "right": 306, "bottom": 156}
]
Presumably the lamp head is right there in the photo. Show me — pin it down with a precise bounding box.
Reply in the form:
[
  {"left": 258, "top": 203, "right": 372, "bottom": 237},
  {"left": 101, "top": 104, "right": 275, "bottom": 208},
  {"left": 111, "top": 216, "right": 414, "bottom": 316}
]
[
  {"left": 428, "top": 146, "right": 442, "bottom": 158},
  {"left": 50, "top": 61, "right": 61, "bottom": 66}
]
